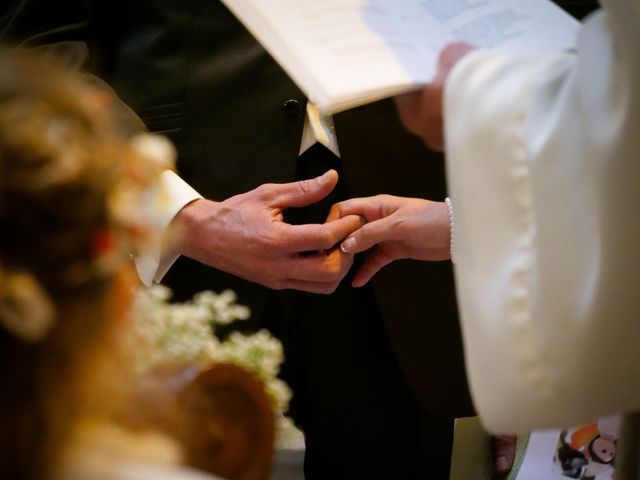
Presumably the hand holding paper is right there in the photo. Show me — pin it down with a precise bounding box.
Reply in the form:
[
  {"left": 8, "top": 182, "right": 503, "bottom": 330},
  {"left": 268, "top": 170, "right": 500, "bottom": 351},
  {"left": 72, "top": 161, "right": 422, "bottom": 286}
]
[
  {"left": 395, "top": 42, "right": 475, "bottom": 151},
  {"left": 219, "top": 0, "right": 579, "bottom": 113}
]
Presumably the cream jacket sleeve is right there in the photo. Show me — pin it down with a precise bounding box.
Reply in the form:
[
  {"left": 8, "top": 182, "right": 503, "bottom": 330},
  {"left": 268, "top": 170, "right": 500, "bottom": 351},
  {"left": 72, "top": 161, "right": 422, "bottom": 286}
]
[{"left": 444, "top": 0, "right": 640, "bottom": 434}]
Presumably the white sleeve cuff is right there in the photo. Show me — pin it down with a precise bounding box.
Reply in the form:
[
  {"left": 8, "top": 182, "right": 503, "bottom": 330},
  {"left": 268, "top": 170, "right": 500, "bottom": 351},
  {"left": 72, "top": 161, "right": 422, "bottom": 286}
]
[{"left": 134, "top": 170, "right": 203, "bottom": 286}]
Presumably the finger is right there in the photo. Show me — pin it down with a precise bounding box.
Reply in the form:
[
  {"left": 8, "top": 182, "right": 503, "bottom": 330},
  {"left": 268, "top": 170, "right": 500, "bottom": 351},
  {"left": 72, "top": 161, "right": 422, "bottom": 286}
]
[
  {"left": 351, "top": 249, "right": 394, "bottom": 287},
  {"left": 417, "top": 45, "right": 475, "bottom": 152},
  {"left": 339, "top": 217, "right": 397, "bottom": 255},
  {"left": 394, "top": 90, "right": 423, "bottom": 134},
  {"left": 439, "top": 42, "right": 475, "bottom": 71},
  {"left": 330, "top": 197, "right": 385, "bottom": 223},
  {"left": 325, "top": 202, "right": 345, "bottom": 222},
  {"left": 270, "top": 169, "right": 338, "bottom": 208},
  {"left": 492, "top": 435, "right": 517, "bottom": 475},
  {"left": 286, "top": 248, "right": 353, "bottom": 284},
  {"left": 419, "top": 81, "right": 444, "bottom": 151},
  {"left": 278, "top": 278, "right": 344, "bottom": 295},
  {"left": 394, "top": 89, "right": 421, "bottom": 107},
  {"left": 281, "top": 214, "right": 363, "bottom": 252},
  {"left": 325, "top": 202, "right": 366, "bottom": 228}
]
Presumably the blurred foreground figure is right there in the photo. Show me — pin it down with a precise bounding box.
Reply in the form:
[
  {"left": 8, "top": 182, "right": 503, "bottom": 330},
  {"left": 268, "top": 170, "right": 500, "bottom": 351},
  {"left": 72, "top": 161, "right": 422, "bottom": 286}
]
[
  {"left": 0, "top": 49, "right": 273, "bottom": 480},
  {"left": 1, "top": 2, "right": 476, "bottom": 477}
]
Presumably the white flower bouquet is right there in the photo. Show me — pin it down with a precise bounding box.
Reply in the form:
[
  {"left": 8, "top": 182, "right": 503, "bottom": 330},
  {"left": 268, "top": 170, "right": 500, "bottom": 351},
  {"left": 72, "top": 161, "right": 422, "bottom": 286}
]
[{"left": 133, "top": 285, "right": 292, "bottom": 415}]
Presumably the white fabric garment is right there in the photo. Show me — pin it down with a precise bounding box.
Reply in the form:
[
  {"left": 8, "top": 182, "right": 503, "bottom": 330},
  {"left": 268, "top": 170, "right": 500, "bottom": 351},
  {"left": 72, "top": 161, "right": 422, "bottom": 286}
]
[
  {"left": 62, "top": 459, "right": 222, "bottom": 480},
  {"left": 56, "top": 422, "right": 224, "bottom": 480},
  {"left": 134, "top": 104, "right": 339, "bottom": 286},
  {"left": 445, "top": 0, "right": 640, "bottom": 434}
]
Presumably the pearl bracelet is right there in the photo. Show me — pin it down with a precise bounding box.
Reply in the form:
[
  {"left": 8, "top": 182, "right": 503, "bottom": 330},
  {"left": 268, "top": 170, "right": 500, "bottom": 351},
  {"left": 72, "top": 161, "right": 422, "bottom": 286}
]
[{"left": 444, "top": 197, "right": 455, "bottom": 263}]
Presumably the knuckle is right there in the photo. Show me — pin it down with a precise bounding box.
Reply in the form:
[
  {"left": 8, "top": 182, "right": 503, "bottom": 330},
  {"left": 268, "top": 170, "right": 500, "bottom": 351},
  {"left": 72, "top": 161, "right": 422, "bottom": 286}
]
[
  {"left": 356, "top": 225, "right": 371, "bottom": 243},
  {"left": 297, "top": 179, "right": 313, "bottom": 197},
  {"left": 388, "top": 215, "right": 405, "bottom": 233},
  {"left": 377, "top": 249, "right": 394, "bottom": 265},
  {"left": 330, "top": 203, "right": 344, "bottom": 217},
  {"left": 320, "top": 230, "right": 337, "bottom": 249},
  {"left": 253, "top": 234, "right": 273, "bottom": 251},
  {"left": 256, "top": 183, "right": 277, "bottom": 199},
  {"left": 257, "top": 229, "right": 286, "bottom": 251},
  {"left": 375, "top": 195, "right": 391, "bottom": 217}
]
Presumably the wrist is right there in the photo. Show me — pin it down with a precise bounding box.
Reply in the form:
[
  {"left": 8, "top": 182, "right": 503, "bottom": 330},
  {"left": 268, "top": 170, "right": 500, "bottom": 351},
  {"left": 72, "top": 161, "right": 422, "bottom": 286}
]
[{"left": 172, "top": 198, "right": 220, "bottom": 258}]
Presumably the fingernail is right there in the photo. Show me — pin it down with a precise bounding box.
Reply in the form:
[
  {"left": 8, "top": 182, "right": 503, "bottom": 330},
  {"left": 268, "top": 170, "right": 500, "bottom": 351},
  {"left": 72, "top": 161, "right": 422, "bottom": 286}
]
[
  {"left": 318, "top": 170, "right": 333, "bottom": 184},
  {"left": 341, "top": 237, "right": 356, "bottom": 253},
  {"left": 496, "top": 457, "right": 508, "bottom": 472}
]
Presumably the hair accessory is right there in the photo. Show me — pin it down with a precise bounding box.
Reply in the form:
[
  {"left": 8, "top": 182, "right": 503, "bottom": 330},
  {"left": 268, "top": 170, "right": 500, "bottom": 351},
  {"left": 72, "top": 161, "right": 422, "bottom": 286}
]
[
  {"left": 90, "top": 133, "right": 176, "bottom": 282},
  {"left": 0, "top": 267, "right": 57, "bottom": 343}
]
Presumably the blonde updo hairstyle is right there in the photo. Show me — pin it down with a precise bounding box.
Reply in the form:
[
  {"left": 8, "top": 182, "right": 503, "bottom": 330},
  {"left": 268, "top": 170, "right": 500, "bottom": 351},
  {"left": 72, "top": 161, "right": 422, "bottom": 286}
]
[{"left": 0, "top": 48, "right": 158, "bottom": 480}]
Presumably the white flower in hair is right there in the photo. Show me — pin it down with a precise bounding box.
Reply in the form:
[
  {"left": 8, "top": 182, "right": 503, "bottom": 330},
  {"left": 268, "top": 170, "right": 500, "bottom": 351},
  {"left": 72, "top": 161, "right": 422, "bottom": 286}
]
[
  {"left": 0, "top": 270, "right": 56, "bottom": 343},
  {"left": 130, "top": 134, "right": 176, "bottom": 170}
]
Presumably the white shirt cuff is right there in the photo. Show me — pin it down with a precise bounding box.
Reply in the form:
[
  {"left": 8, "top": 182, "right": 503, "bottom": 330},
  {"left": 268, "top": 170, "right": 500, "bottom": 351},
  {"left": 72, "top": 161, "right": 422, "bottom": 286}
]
[{"left": 134, "top": 170, "right": 203, "bottom": 286}]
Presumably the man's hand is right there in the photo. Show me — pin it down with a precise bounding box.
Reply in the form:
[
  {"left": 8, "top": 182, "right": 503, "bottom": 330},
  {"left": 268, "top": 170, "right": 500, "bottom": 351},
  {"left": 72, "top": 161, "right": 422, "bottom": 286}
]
[
  {"left": 329, "top": 195, "right": 451, "bottom": 287},
  {"left": 395, "top": 42, "right": 475, "bottom": 151},
  {"left": 173, "top": 170, "right": 362, "bottom": 294}
]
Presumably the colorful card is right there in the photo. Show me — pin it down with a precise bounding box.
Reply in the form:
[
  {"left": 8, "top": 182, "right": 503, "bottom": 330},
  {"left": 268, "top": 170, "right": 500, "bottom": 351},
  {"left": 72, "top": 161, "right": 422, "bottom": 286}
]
[{"left": 516, "top": 415, "right": 620, "bottom": 480}]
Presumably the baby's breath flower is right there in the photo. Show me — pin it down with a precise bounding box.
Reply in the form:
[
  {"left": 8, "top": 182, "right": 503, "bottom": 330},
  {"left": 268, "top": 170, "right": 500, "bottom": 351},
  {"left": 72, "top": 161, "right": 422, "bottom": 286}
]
[
  {"left": 193, "top": 289, "right": 251, "bottom": 325},
  {"left": 132, "top": 285, "right": 291, "bottom": 420}
]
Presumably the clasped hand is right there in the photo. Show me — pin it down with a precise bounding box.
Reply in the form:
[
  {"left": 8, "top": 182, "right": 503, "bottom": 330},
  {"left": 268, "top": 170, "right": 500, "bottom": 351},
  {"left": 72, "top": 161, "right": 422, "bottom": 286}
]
[
  {"left": 174, "top": 171, "right": 451, "bottom": 293},
  {"left": 173, "top": 170, "right": 362, "bottom": 294},
  {"left": 173, "top": 42, "right": 475, "bottom": 295},
  {"left": 329, "top": 195, "right": 451, "bottom": 287}
]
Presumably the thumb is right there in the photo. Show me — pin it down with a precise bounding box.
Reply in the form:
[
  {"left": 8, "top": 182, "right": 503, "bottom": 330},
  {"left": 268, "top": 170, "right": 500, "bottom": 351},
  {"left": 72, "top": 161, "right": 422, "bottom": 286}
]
[
  {"left": 340, "top": 217, "right": 395, "bottom": 255},
  {"left": 273, "top": 170, "right": 338, "bottom": 208}
]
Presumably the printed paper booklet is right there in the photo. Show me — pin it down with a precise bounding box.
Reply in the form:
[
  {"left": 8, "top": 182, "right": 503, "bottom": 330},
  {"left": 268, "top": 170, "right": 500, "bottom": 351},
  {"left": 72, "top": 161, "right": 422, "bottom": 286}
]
[{"left": 219, "top": 0, "right": 580, "bottom": 113}]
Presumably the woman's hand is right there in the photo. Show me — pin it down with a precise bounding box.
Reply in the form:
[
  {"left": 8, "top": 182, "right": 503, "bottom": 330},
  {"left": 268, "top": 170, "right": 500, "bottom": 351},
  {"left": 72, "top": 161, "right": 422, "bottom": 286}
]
[{"left": 328, "top": 195, "right": 451, "bottom": 287}]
